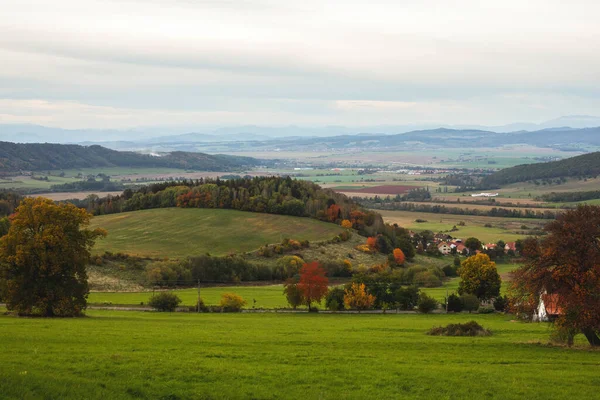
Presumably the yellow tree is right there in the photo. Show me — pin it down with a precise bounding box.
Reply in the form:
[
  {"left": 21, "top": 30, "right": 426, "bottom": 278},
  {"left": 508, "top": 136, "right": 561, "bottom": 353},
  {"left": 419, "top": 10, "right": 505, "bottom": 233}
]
[
  {"left": 341, "top": 219, "right": 353, "bottom": 229},
  {"left": 344, "top": 283, "right": 376, "bottom": 310},
  {"left": 0, "top": 197, "right": 106, "bottom": 316},
  {"left": 458, "top": 253, "right": 501, "bottom": 301}
]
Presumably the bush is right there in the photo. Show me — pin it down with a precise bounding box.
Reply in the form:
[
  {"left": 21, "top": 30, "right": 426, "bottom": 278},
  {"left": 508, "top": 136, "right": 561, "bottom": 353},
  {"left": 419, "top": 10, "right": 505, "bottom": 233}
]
[
  {"left": 148, "top": 292, "right": 182, "bottom": 312},
  {"left": 478, "top": 305, "right": 495, "bottom": 314},
  {"left": 283, "top": 281, "right": 303, "bottom": 309},
  {"left": 460, "top": 294, "right": 480, "bottom": 313},
  {"left": 428, "top": 321, "right": 492, "bottom": 336},
  {"left": 415, "top": 271, "right": 442, "bottom": 287},
  {"left": 325, "top": 287, "right": 345, "bottom": 311},
  {"left": 394, "top": 286, "right": 420, "bottom": 310},
  {"left": 417, "top": 293, "right": 438, "bottom": 314},
  {"left": 493, "top": 295, "right": 508, "bottom": 312},
  {"left": 442, "top": 265, "right": 458, "bottom": 277},
  {"left": 219, "top": 293, "right": 246, "bottom": 312},
  {"left": 446, "top": 293, "right": 463, "bottom": 312}
]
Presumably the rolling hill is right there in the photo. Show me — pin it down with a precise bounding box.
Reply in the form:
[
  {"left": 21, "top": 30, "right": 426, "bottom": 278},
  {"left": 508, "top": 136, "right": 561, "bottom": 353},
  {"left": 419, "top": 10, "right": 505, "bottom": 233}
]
[
  {"left": 0, "top": 142, "right": 265, "bottom": 172},
  {"left": 90, "top": 208, "right": 344, "bottom": 258},
  {"left": 480, "top": 151, "right": 600, "bottom": 187}
]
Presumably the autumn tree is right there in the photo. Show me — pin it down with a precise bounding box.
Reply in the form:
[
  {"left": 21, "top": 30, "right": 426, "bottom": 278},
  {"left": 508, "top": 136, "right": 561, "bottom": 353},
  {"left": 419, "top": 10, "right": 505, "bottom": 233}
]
[
  {"left": 343, "top": 283, "right": 376, "bottom": 310},
  {"left": 0, "top": 197, "right": 106, "bottom": 316},
  {"left": 511, "top": 206, "right": 600, "bottom": 346},
  {"left": 297, "top": 262, "right": 329, "bottom": 310},
  {"left": 341, "top": 219, "right": 353, "bottom": 229},
  {"left": 458, "top": 253, "right": 501, "bottom": 301},
  {"left": 326, "top": 204, "right": 341, "bottom": 222},
  {"left": 366, "top": 236, "right": 377, "bottom": 249},
  {"left": 393, "top": 248, "right": 405, "bottom": 265}
]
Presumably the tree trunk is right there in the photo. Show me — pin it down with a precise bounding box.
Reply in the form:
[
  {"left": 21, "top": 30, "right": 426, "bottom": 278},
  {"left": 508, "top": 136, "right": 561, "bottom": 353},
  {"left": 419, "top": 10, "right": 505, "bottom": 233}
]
[{"left": 582, "top": 328, "right": 600, "bottom": 346}]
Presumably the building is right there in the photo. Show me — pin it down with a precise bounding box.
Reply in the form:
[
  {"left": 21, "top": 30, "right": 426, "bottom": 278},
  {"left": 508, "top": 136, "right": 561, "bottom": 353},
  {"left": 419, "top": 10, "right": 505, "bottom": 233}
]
[
  {"left": 438, "top": 242, "right": 452, "bottom": 255},
  {"left": 533, "top": 293, "right": 563, "bottom": 322}
]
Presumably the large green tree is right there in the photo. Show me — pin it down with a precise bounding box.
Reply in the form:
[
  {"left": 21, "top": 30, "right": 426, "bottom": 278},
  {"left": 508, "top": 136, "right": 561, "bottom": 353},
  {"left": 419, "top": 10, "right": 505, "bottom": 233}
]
[
  {"left": 0, "top": 197, "right": 106, "bottom": 316},
  {"left": 458, "top": 253, "right": 501, "bottom": 301}
]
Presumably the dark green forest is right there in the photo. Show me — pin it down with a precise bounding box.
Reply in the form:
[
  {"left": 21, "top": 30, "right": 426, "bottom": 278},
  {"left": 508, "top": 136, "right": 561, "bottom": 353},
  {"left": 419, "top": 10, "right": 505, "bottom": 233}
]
[
  {"left": 0, "top": 142, "right": 265, "bottom": 172},
  {"left": 480, "top": 151, "right": 600, "bottom": 187}
]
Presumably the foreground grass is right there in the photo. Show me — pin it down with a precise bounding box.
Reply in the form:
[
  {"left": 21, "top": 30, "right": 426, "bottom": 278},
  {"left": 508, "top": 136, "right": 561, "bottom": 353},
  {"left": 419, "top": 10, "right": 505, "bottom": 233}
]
[
  {"left": 90, "top": 208, "right": 343, "bottom": 258},
  {"left": 0, "top": 312, "right": 597, "bottom": 399}
]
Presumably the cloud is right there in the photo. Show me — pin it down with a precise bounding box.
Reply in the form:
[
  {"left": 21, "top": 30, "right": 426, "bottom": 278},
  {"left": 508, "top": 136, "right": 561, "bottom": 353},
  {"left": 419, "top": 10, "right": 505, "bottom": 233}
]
[{"left": 0, "top": 0, "right": 599, "bottom": 128}]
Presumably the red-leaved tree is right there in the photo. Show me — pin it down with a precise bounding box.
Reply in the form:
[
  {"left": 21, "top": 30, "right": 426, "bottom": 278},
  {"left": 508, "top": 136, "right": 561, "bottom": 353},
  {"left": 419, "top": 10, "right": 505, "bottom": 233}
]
[
  {"left": 393, "top": 248, "right": 405, "bottom": 265},
  {"left": 510, "top": 205, "right": 600, "bottom": 346},
  {"left": 297, "top": 262, "right": 329, "bottom": 310}
]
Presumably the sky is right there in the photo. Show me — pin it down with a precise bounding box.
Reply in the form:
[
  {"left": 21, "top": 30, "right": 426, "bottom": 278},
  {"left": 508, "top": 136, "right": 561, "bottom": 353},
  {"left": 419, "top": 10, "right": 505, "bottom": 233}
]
[{"left": 1, "top": 0, "right": 600, "bottom": 130}]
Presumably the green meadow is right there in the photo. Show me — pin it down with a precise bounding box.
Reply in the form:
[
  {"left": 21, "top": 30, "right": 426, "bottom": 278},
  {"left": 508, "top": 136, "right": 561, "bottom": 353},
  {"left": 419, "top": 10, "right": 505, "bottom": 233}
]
[
  {"left": 89, "top": 208, "right": 343, "bottom": 258},
  {"left": 0, "top": 311, "right": 598, "bottom": 400}
]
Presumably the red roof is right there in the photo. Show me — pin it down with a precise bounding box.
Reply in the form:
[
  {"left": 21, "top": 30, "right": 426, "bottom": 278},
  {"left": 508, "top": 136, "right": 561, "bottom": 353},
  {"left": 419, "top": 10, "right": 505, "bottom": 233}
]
[{"left": 542, "top": 293, "right": 563, "bottom": 316}]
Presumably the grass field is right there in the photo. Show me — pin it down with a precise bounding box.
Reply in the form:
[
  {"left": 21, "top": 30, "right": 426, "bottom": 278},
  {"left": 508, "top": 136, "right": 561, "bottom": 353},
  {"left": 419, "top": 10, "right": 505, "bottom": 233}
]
[
  {"left": 1, "top": 311, "right": 597, "bottom": 399},
  {"left": 89, "top": 208, "right": 343, "bottom": 258},
  {"left": 378, "top": 210, "right": 543, "bottom": 243}
]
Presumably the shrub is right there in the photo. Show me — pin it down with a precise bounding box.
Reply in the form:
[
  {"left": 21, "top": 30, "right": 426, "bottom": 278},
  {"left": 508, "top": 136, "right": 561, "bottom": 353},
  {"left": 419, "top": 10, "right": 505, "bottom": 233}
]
[
  {"left": 478, "top": 305, "right": 495, "bottom": 314},
  {"left": 428, "top": 321, "right": 492, "bottom": 336},
  {"left": 325, "top": 287, "right": 345, "bottom": 311},
  {"left": 460, "top": 294, "right": 480, "bottom": 313},
  {"left": 148, "top": 292, "right": 182, "bottom": 312},
  {"left": 414, "top": 271, "right": 442, "bottom": 287},
  {"left": 395, "top": 286, "right": 420, "bottom": 310},
  {"left": 283, "top": 280, "right": 303, "bottom": 309},
  {"left": 446, "top": 293, "right": 463, "bottom": 312},
  {"left": 219, "top": 293, "right": 246, "bottom": 312},
  {"left": 417, "top": 293, "right": 438, "bottom": 314},
  {"left": 493, "top": 295, "right": 508, "bottom": 312}
]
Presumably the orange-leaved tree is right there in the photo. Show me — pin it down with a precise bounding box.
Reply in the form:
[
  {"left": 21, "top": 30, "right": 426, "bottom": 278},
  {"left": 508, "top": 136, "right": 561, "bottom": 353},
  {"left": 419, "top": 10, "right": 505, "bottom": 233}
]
[
  {"left": 344, "top": 283, "right": 376, "bottom": 310},
  {"left": 297, "top": 261, "right": 329, "bottom": 310},
  {"left": 327, "top": 204, "right": 341, "bottom": 222},
  {"left": 0, "top": 197, "right": 106, "bottom": 316},
  {"left": 366, "top": 236, "right": 377, "bottom": 249},
  {"left": 341, "top": 219, "right": 353, "bottom": 229},
  {"left": 393, "top": 248, "right": 405, "bottom": 265},
  {"left": 510, "top": 206, "right": 600, "bottom": 346}
]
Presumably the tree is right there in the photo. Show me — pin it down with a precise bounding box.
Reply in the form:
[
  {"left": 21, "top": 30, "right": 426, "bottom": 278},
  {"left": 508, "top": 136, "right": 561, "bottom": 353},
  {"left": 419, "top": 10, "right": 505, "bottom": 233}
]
[
  {"left": 417, "top": 293, "right": 438, "bottom": 313},
  {"left": 511, "top": 206, "right": 600, "bottom": 346},
  {"left": 394, "top": 286, "right": 420, "bottom": 310},
  {"left": 366, "top": 236, "right": 377, "bottom": 249},
  {"left": 464, "top": 237, "right": 482, "bottom": 253},
  {"left": 297, "top": 262, "right": 329, "bottom": 310},
  {"left": 0, "top": 197, "right": 106, "bottom": 316},
  {"left": 458, "top": 253, "right": 501, "bottom": 301},
  {"left": 283, "top": 279, "right": 303, "bottom": 309},
  {"left": 341, "top": 219, "right": 353, "bottom": 229},
  {"left": 392, "top": 248, "right": 405, "bottom": 265},
  {"left": 460, "top": 294, "right": 480, "bottom": 313},
  {"left": 325, "top": 287, "right": 345, "bottom": 311},
  {"left": 219, "top": 293, "right": 246, "bottom": 312},
  {"left": 343, "top": 283, "right": 376, "bottom": 310}
]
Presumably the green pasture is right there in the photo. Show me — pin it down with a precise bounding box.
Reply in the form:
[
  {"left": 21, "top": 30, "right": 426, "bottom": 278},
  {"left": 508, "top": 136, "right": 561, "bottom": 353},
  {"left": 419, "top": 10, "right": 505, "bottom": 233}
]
[
  {"left": 90, "top": 208, "right": 343, "bottom": 258},
  {"left": 1, "top": 311, "right": 597, "bottom": 399},
  {"left": 49, "top": 167, "right": 189, "bottom": 179},
  {"left": 378, "top": 210, "right": 539, "bottom": 243},
  {"left": 0, "top": 175, "right": 80, "bottom": 190}
]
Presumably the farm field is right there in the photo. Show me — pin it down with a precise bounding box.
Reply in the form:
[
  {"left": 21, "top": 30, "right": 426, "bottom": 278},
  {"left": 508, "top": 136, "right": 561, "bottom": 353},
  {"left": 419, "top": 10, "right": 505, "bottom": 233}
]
[
  {"left": 89, "top": 208, "right": 343, "bottom": 258},
  {"left": 1, "top": 311, "right": 597, "bottom": 400},
  {"left": 378, "top": 210, "right": 544, "bottom": 243}
]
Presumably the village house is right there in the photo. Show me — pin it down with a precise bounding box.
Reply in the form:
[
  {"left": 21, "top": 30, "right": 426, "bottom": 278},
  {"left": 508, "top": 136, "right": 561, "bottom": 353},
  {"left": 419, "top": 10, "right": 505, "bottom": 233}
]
[
  {"left": 504, "top": 242, "right": 517, "bottom": 253},
  {"left": 437, "top": 242, "right": 452, "bottom": 255},
  {"left": 533, "top": 293, "right": 563, "bottom": 322}
]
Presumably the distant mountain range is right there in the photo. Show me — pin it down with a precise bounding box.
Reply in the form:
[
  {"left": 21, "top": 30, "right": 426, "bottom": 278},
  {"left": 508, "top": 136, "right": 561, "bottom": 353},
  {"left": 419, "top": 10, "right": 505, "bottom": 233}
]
[
  {"left": 1, "top": 115, "right": 600, "bottom": 146},
  {"left": 0, "top": 142, "right": 265, "bottom": 172}
]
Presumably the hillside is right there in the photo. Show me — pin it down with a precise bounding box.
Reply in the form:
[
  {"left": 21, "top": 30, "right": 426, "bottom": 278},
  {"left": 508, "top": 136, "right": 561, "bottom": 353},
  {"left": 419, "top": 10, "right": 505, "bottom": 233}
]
[
  {"left": 0, "top": 142, "right": 264, "bottom": 172},
  {"left": 90, "top": 208, "right": 344, "bottom": 258},
  {"left": 480, "top": 151, "right": 600, "bottom": 187}
]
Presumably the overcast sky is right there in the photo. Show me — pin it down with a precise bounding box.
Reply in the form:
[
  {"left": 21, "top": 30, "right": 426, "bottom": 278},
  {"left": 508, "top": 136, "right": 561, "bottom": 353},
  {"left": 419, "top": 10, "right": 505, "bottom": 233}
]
[{"left": 1, "top": 0, "right": 599, "bottom": 129}]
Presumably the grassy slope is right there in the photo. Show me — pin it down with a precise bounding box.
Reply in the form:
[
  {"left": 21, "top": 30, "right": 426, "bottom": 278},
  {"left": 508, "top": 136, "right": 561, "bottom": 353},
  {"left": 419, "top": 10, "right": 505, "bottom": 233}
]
[
  {"left": 1, "top": 311, "right": 597, "bottom": 400},
  {"left": 90, "top": 208, "right": 344, "bottom": 258}
]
